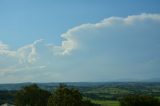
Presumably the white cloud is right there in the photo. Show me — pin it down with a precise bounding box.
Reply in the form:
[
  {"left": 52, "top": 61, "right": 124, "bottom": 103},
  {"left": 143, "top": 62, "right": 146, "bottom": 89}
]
[
  {"left": 1, "top": 13, "right": 160, "bottom": 58},
  {"left": 17, "top": 39, "right": 43, "bottom": 64},
  {"left": 51, "top": 13, "right": 160, "bottom": 55},
  {"left": 0, "top": 39, "right": 43, "bottom": 64},
  {"left": 0, "top": 13, "right": 160, "bottom": 83},
  {"left": 124, "top": 13, "right": 160, "bottom": 24},
  {"left": 0, "top": 42, "right": 17, "bottom": 57},
  {"left": 0, "top": 42, "right": 8, "bottom": 49}
]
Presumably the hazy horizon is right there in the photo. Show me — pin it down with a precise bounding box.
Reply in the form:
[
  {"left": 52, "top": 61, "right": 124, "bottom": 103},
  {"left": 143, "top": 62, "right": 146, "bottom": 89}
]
[{"left": 0, "top": 0, "right": 160, "bottom": 83}]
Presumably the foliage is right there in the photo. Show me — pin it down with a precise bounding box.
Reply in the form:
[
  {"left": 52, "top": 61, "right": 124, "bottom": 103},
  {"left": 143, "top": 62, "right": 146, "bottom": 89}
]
[
  {"left": 15, "top": 84, "right": 51, "bottom": 106},
  {"left": 1, "top": 83, "right": 160, "bottom": 106},
  {"left": 120, "top": 95, "right": 160, "bottom": 106},
  {"left": 0, "top": 90, "right": 16, "bottom": 105},
  {"left": 48, "top": 84, "right": 99, "bottom": 106}
]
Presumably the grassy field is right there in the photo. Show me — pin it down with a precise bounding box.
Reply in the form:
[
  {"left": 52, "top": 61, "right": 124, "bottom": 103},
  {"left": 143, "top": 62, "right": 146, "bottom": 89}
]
[
  {"left": 82, "top": 82, "right": 160, "bottom": 100},
  {"left": 92, "top": 100, "right": 120, "bottom": 106},
  {"left": 0, "top": 82, "right": 160, "bottom": 105}
]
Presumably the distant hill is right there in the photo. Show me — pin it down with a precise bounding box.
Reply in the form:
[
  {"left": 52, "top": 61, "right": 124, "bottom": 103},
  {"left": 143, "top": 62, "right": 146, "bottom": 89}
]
[
  {"left": 112, "top": 77, "right": 160, "bottom": 82},
  {"left": 0, "top": 82, "right": 107, "bottom": 90},
  {"left": 143, "top": 78, "right": 160, "bottom": 82},
  {"left": 0, "top": 82, "right": 160, "bottom": 91}
]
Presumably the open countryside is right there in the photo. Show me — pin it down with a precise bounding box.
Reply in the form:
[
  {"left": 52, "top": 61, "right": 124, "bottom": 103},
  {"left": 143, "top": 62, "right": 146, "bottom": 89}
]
[
  {"left": 0, "top": 0, "right": 160, "bottom": 106},
  {"left": 0, "top": 82, "right": 160, "bottom": 106}
]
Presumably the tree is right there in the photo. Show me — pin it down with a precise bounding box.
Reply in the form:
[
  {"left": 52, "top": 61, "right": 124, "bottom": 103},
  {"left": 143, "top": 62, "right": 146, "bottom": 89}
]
[
  {"left": 120, "top": 95, "right": 160, "bottom": 106},
  {"left": 48, "top": 84, "right": 98, "bottom": 106},
  {"left": 15, "top": 84, "right": 51, "bottom": 106}
]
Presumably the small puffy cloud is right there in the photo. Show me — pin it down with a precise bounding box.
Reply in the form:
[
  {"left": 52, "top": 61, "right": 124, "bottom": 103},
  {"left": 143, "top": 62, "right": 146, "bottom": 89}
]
[
  {"left": 17, "top": 39, "right": 43, "bottom": 64},
  {"left": 0, "top": 39, "right": 43, "bottom": 64},
  {"left": 0, "top": 13, "right": 160, "bottom": 83},
  {"left": 0, "top": 39, "right": 45, "bottom": 79},
  {"left": 0, "top": 42, "right": 17, "bottom": 57},
  {"left": 0, "top": 42, "right": 8, "bottom": 49}
]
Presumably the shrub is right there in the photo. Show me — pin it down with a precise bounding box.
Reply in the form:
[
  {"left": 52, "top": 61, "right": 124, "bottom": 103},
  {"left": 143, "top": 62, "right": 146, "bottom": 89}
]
[{"left": 120, "top": 95, "right": 160, "bottom": 106}]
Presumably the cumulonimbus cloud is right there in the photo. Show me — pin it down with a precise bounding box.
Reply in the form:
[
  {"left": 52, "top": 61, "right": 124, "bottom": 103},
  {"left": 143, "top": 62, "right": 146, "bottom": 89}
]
[
  {"left": 1, "top": 13, "right": 160, "bottom": 62},
  {"left": 0, "top": 13, "right": 160, "bottom": 82},
  {"left": 53, "top": 13, "right": 160, "bottom": 55}
]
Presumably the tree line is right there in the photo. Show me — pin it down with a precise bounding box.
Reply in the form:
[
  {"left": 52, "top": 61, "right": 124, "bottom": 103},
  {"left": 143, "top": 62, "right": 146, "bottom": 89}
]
[
  {"left": 14, "top": 84, "right": 160, "bottom": 106},
  {"left": 15, "top": 84, "right": 99, "bottom": 106}
]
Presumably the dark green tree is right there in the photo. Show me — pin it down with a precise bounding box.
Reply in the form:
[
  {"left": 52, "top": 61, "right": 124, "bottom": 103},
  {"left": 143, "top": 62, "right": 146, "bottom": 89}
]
[
  {"left": 120, "top": 95, "right": 160, "bottom": 106},
  {"left": 48, "top": 84, "right": 98, "bottom": 106},
  {"left": 15, "top": 84, "right": 51, "bottom": 106}
]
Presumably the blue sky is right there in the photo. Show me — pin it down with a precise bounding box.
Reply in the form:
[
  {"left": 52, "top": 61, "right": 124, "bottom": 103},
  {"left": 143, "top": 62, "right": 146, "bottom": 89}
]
[
  {"left": 0, "top": 0, "right": 160, "bottom": 83},
  {"left": 0, "top": 0, "right": 160, "bottom": 47}
]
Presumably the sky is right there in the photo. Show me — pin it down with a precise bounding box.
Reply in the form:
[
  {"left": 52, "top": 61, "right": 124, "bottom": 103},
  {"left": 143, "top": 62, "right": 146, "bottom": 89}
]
[{"left": 0, "top": 0, "right": 160, "bottom": 83}]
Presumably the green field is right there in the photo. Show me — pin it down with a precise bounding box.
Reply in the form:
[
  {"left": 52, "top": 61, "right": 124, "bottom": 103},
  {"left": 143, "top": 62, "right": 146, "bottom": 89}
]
[
  {"left": 0, "top": 82, "right": 160, "bottom": 105},
  {"left": 92, "top": 100, "right": 120, "bottom": 106},
  {"left": 82, "top": 82, "right": 160, "bottom": 100}
]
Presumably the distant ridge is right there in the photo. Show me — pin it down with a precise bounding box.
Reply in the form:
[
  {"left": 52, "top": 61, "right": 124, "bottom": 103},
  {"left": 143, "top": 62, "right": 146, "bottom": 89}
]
[
  {"left": 0, "top": 81, "right": 160, "bottom": 91},
  {"left": 143, "top": 78, "right": 160, "bottom": 82}
]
